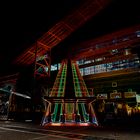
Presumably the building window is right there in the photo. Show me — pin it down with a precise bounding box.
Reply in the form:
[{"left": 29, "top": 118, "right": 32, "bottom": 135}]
[
  {"left": 80, "top": 68, "right": 84, "bottom": 76},
  {"left": 136, "top": 31, "right": 140, "bottom": 37},
  {"left": 51, "top": 64, "right": 57, "bottom": 71},
  {"left": 84, "top": 67, "right": 90, "bottom": 75}
]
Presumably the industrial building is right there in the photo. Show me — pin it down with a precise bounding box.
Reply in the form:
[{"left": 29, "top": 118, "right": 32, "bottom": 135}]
[{"left": 0, "top": 0, "right": 140, "bottom": 139}]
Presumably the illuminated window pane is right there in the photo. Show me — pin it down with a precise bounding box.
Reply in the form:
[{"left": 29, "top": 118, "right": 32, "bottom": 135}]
[
  {"left": 95, "top": 65, "right": 100, "bottom": 73},
  {"left": 136, "top": 31, "right": 140, "bottom": 37},
  {"left": 51, "top": 64, "right": 57, "bottom": 71},
  {"left": 77, "top": 59, "right": 84, "bottom": 65},
  {"left": 90, "top": 66, "right": 95, "bottom": 74},
  {"left": 84, "top": 60, "right": 91, "bottom": 64},
  {"left": 80, "top": 68, "right": 84, "bottom": 76},
  {"left": 84, "top": 67, "right": 90, "bottom": 75},
  {"left": 107, "top": 63, "right": 112, "bottom": 72},
  {"left": 58, "top": 63, "right": 61, "bottom": 70}
]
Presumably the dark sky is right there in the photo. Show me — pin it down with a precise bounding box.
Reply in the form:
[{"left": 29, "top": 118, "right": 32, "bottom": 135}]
[
  {"left": 0, "top": 0, "right": 140, "bottom": 75},
  {"left": 0, "top": 0, "right": 82, "bottom": 73}
]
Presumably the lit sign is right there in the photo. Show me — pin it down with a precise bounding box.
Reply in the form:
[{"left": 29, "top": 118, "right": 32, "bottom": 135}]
[
  {"left": 110, "top": 92, "right": 121, "bottom": 99},
  {"left": 124, "top": 92, "right": 136, "bottom": 98},
  {"left": 97, "top": 94, "right": 107, "bottom": 99},
  {"left": 136, "top": 94, "right": 140, "bottom": 103}
]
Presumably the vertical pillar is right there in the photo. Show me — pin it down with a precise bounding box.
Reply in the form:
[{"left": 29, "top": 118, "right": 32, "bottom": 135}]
[
  {"left": 62, "top": 99, "right": 65, "bottom": 115},
  {"left": 74, "top": 101, "right": 76, "bottom": 114},
  {"left": 34, "top": 42, "right": 38, "bottom": 79},
  {"left": 48, "top": 50, "right": 51, "bottom": 77},
  {"left": 34, "top": 42, "right": 51, "bottom": 78}
]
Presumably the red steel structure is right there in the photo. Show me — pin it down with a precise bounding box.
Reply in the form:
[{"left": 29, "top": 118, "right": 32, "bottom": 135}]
[
  {"left": 0, "top": 73, "right": 19, "bottom": 86},
  {"left": 72, "top": 24, "right": 140, "bottom": 60},
  {"left": 13, "top": 0, "right": 111, "bottom": 77}
]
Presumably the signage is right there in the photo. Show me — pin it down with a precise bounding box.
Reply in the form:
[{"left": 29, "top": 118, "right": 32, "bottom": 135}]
[
  {"left": 110, "top": 92, "right": 122, "bottom": 99},
  {"left": 97, "top": 94, "right": 107, "bottom": 99},
  {"left": 136, "top": 94, "right": 140, "bottom": 103},
  {"left": 124, "top": 92, "right": 136, "bottom": 98},
  {"left": 112, "top": 82, "right": 117, "bottom": 87}
]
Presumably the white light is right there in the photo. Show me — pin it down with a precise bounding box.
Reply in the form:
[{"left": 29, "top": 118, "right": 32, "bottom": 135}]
[{"left": 11, "top": 91, "right": 31, "bottom": 99}]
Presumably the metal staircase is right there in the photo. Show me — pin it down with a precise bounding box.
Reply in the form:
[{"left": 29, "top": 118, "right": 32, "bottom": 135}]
[
  {"left": 71, "top": 60, "right": 97, "bottom": 123},
  {"left": 42, "top": 59, "right": 98, "bottom": 125}
]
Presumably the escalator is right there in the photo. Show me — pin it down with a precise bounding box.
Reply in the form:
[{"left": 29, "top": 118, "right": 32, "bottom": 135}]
[
  {"left": 50, "top": 60, "right": 67, "bottom": 122},
  {"left": 89, "top": 103, "right": 98, "bottom": 125},
  {"left": 52, "top": 103, "right": 62, "bottom": 122},
  {"left": 72, "top": 61, "right": 96, "bottom": 123},
  {"left": 50, "top": 60, "right": 67, "bottom": 97},
  {"left": 71, "top": 61, "right": 89, "bottom": 122},
  {"left": 42, "top": 59, "right": 98, "bottom": 125},
  {"left": 77, "top": 103, "right": 89, "bottom": 123},
  {"left": 42, "top": 60, "right": 67, "bottom": 124}
]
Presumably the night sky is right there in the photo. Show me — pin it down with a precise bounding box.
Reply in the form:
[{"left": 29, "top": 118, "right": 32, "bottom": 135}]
[{"left": 0, "top": 0, "right": 140, "bottom": 75}]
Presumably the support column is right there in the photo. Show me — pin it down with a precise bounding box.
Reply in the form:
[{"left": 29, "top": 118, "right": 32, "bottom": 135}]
[{"left": 33, "top": 41, "right": 51, "bottom": 79}]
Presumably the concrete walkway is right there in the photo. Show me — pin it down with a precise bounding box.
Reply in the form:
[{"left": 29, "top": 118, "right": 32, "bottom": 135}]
[{"left": 0, "top": 121, "right": 140, "bottom": 140}]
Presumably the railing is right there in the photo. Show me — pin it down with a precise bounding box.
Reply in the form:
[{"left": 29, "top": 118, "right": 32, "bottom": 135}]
[{"left": 71, "top": 60, "right": 90, "bottom": 122}]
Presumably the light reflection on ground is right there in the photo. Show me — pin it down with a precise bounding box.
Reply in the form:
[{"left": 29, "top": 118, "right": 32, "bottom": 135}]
[{"left": 44, "top": 122, "right": 97, "bottom": 127}]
